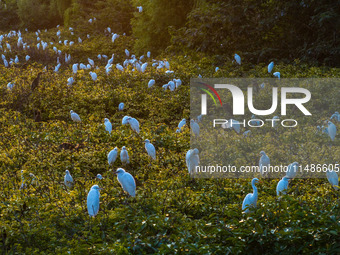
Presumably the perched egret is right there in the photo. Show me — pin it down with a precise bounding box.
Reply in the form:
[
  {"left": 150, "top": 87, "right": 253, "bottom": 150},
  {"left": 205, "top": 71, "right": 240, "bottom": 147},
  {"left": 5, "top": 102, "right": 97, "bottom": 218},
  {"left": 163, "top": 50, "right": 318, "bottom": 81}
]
[
  {"left": 104, "top": 118, "right": 112, "bottom": 134},
  {"left": 276, "top": 176, "right": 289, "bottom": 196},
  {"left": 242, "top": 178, "right": 259, "bottom": 213},
  {"left": 178, "top": 118, "right": 186, "bottom": 129},
  {"left": 108, "top": 147, "right": 118, "bottom": 165},
  {"left": 112, "top": 33, "right": 118, "bottom": 43},
  {"left": 286, "top": 162, "right": 299, "bottom": 179},
  {"left": 96, "top": 174, "right": 104, "bottom": 180},
  {"left": 116, "top": 64, "right": 124, "bottom": 71},
  {"left": 70, "top": 110, "right": 81, "bottom": 122},
  {"left": 127, "top": 117, "right": 140, "bottom": 133},
  {"left": 222, "top": 119, "right": 240, "bottom": 134},
  {"left": 259, "top": 151, "right": 270, "bottom": 176},
  {"left": 190, "top": 119, "right": 200, "bottom": 137},
  {"left": 144, "top": 139, "right": 156, "bottom": 160},
  {"left": 137, "top": 6, "right": 143, "bottom": 12},
  {"left": 197, "top": 115, "right": 202, "bottom": 123},
  {"left": 67, "top": 77, "right": 74, "bottom": 86},
  {"left": 64, "top": 170, "right": 73, "bottom": 188},
  {"left": 25, "top": 55, "right": 30, "bottom": 61},
  {"left": 326, "top": 169, "right": 339, "bottom": 190},
  {"left": 186, "top": 148, "right": 199, "bottom": 174},
  {"left": 118, "top": 102, "right": 124, "bottom": 111},
  {"left": 87, "top": 185, "right": 101, "bottom": 217},
  {"left": 125, "top": 49, "right": 130, "bottom": 57},
  {"left": 89, "top": 72, "right": 97, "bottom": 81},
  {"left": 215, "top": 67, "right": 219, "bottom": 72},
  {"left": 120, "top": 146, "right": 130, "bottom": 164},
  {"left": 268, "top": 61, "right": 274, "bottom": 73},
  {"left": 327, "top": 121, "right": 336, "bottom": 141},
  {"left": 234, "top": 54, "right": 241, "bottom": 65},
  {"left": 272, "top": 116, "right": 280, "bottom": 128},
  {"left": 273, "top": 72, "right": 280, "bottom": 79},
  {"left": 72, "top": 63, "right": 78, "bottom": 74},
  {"left": 148, "top": 79, "right": 155, "bottom": 88},
  {"left": 330, "top": 111, "right": 340, "bottom": 122},
  {"left": 88, "top": 58, "right": 94, "bottom": 67},
  {"left": 115, "top": 168, "right": 136, "bottom": 197}
]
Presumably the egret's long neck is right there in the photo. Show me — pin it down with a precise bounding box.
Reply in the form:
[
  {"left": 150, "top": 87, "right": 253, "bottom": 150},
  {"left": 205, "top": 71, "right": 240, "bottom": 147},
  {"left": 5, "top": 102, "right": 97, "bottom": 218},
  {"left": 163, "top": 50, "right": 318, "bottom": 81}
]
[{"left": 252, "top": 182, "right": 258, "bottom": 197}]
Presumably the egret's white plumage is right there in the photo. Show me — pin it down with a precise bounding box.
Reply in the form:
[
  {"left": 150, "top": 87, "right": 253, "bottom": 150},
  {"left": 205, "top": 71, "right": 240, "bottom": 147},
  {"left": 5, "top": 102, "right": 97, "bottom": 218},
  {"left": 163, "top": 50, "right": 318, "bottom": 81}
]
[
  {"left": 286, "top": 162, "right": 299, "bottom": 179},
  {"left": 234, "top": 54, "right": 241, "bottom": 65},
  {"left": 190, "top": 119, "right": 200, "bottom": 137},
  {"left": 118, "top": 102, "right": 124, "bottom": 111},
  {"left": 144, "top": 139, "right": 156, "bottom": 160},
  {"left": 326, "top": 169, "right": 338, "bottom": 190},
  {"left": 273, "top": 72, "right": 280, "bottom": 79},
  {"left": 242, "top": 178, "right": 259, "bottom": 213},
  {"left": 108, "top": 147, "right": 118, "bottom": 165},
  {"left": 222, "top": 119, "right": 240, "bottom": 133},
  {"left": 122, "top": 116, "right": 130, "bottom": 125},
  {"left": 259, "top": 151, "right": 270, "bottom": 176},
  {"left": 64, "top": 170, "right": 73, "bottom": 188},
  {"left": 268, "top": 61, "right": 274, "bottom": 73},
  {"left": 120, "top": 146, "right": 130, "bottom": 164},
  {"left": 127, "top": 117, "right": 140, "bottom": 133},
  {"left": 96, "top": 174, "right": 103, "bottom": 180},
  {"left": 186, "top": 148, "right": 199, "bottom": 174},
  {"left": 70, "top": 110, "right": 81, "bottom": 122},
  {"left": 89, "top": 72, "right": 97, "bottom": 81},
  {"left": 87, "top": 185, "right": 101, "bottom": 217},
  {"left": 327, "top": 121, "right": 336, "bottom": 141},
  {"left": 116, "top": 168, "right": 136, "bottom": 197},
  {"left": 178, "top": 118, "right": 186, "bottom": 129},
  {"left": 276, "top": 176, "right": 289, "bottom": 196},
  {"left": 104, "top": 118, "right": 112, "bottom": 134},
  {"left": 148, "top": 79, "right": 155, "bottom": 88}
]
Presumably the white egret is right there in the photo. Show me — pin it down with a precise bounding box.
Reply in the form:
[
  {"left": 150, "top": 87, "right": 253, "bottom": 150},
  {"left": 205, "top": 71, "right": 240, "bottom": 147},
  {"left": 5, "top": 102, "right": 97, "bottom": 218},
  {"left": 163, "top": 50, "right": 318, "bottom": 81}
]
[
  {"left": 118, "top": 102, "right": 124, "bottom": 111},
  {"left": 178, "top": 118, "right": 186, "bottom": 129},
  {"left": 25, "top": 55, "right": 30, "bottom": 61},
  {"left": 70, "top": 110, "right": 81, "bottom": 122},
  {"left": 273, "top": 72, "right": 280, "bottom": 79},
  {"left": 148, "top": 79, "right": 155, "bottom": 88},
  {"left": 137, "top": 6, "right": 143, "bottom": 12},
  {"left": 190, "top": 119, "right": 200, "bottom": 137},
  {"left": 127, "top": 117, "right": 140, "bottom": 133},
  {"left": 72, "top": 63, "right": 78, "bottom": 74},
  {"left": 272, "top": 116, "right": 280, "bottom": 128},
  {"left": 104, "top": 118, "right": 112, "bottom": 134},
  {"left": 234, "top": 54, "right": 241, "bottom": 65},
  {"left": 112, "top": 33, "right": 118, "bottom": 43},
  {"left": 242, "top": 178, "right": 259, "bottom": 213},
  {"left": 259, "top": 151, "right": 270, "bottom": 176},
  {"left": 87, "top": 185, "right": 101, "bottom": 217},
  {"left": 168, "top": 81, "right": 176, "bottom": 91},
  {"left": 197, "top": 115, "right": 202, "bottom": 123},
  {"left": 89, "top": 72, "right": 97, "bottom": 81},
  {"left": 116, "top": 64, "right": 124, "bottom": 71},
  {"left": 7, "top": 82, "right": 14, "bottom": 90},
  {"left": 326, "top": 169, "right": 339, "bottom": 190},
  {"left": 186, "top": 148, "right": 199, "bottom": 174},
  {"left": 141, "top": 63, "right": 147, "bottom": 72},
  {"left": 108, "top": 147, "right": 118, "bottom": 165},
  {"left": 286, "top": 162, "right": 299, "bottom": 179},
  {"left": 96, "top": 174, "right": 103, "bottom": 180},
  {"left": 144, "top": 139, "right": 156, "bottom": 160},
  {"left": 125, "top": 49, "right": 130, "bottom": 57},
  {"left": 116, "top": 168, "right": 136, "bottom": 197},
  {"left": 120, "top": 146, "right": 130, "bottom": 164},
  {"left": 276, "top": 176, "right": 289, "bottom": 196},
  {"left": 222, "top": 119, "right": 240, "bottom": 133},
  {"left": 147, "top": 51, "right": 151, "bottom": 58},
  {"left": 268, "top": 61, "right": 274, "bottom": 73},
  {"left": 327, "top": 121, "right": 336, "bottom": 141},
  {"left": 88, "top": 58, "right": 94, "bottom": 67},
  {"left": 67, "top": 77, "right": 74, "bottom": 86},
  {"left": 64, "top": 170, "right": 73, "bottom": 188},
  {"left": 215, "top": 67, "right": 219, "bottom": 72}
]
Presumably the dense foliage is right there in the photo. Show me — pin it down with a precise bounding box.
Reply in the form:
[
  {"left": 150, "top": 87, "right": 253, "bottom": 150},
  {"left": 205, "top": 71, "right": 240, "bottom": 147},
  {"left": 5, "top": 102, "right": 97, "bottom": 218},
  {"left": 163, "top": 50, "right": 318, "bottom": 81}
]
[
  {"left": 1, "top": 0, "right": 339, "bottom": 65},
  {"left": 0, "top": 25, "right": 339, "bottom": 253}
]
